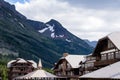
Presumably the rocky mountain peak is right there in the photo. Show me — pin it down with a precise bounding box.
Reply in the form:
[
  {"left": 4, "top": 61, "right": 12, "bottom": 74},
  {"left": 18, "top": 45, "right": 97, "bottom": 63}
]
[
  {"left": 0, "top": 0, "right": 15, "bottom": 11},
  {"left": 0, "top": 0, "right": 26, "bottom": 19}
]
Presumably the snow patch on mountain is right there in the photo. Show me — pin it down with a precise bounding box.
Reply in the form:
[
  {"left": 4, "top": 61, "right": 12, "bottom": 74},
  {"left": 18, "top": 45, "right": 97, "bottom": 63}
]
[
  {"left": 66, "top": 39, "right": 72, "bottom": 42},
  {"left": 46, "top": 24, "right": 54, "bottom": 32},
  {"left": 19, "top": 22, "right": 24, "bottom": 28},
  {"left": 37, "top": 23, "right": 71, "bottom": 40},
  {"left": 38, "top": 24, "right": 55, "bottom": 34},
  {"left": 56, "top": 35, "right": 64, "bottom": 38},
  {"left": 51, "top": 33, "right": 55, "bottom": 38},
  {"left": 38, "top": 28, "right": 48, "bottom": 33}
]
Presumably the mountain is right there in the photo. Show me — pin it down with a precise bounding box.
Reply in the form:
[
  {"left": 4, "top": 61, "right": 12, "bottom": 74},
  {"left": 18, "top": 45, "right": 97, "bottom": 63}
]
[
  {"left": 84, "top": 39, "right": 97, "bottom": 48},
  {"left": 28, "top": 19, "right": 91, "bottom": 44},
  {"left": 0, "top": 0, "right": 93, "bottom": 68}
]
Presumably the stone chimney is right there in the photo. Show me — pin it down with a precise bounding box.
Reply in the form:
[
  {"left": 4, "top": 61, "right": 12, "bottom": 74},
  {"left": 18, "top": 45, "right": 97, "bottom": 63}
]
[{"left": 63, "top": 53, "right": 69, "bottom": 57}]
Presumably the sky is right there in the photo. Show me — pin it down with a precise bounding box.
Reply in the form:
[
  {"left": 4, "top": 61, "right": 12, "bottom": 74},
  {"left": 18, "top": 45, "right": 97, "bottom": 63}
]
[{"left": 5, "top": 0, "right": 120, "bottom": 41}]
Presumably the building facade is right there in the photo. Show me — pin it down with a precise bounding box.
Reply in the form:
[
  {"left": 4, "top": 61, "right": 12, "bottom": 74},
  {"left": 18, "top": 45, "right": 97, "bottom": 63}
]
[
  {"left": 53, "top": 53, "right": 85, "bottom": 80},
  {"left": 81, "top": 54, "right": 96, "bottom": 74},
  {"left": 7, "top": 58, "right": 37, "bottom": 80},
  {"left": 82, "top": 32, "right": 120, "bottom": 75}
]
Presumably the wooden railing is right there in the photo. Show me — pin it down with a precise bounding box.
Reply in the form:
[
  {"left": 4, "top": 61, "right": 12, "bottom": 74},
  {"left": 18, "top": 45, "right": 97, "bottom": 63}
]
[
  {"left": 11, "top": 66, "right": 33, "bottom": 68},
  {"left": 94, "top": 59, "right": 120, "bottom": 67},
  {"left": 85, "top": 67, "right": 97, "bottom": 71}
]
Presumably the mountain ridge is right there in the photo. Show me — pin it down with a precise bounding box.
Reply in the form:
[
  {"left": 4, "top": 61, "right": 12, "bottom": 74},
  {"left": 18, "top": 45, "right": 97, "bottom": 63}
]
[
  {"left": 0, "top": 0, "right": 93, "bottom": 68},
  {"left": 84, "top": 39, "right": 97, "bottom": 48}
]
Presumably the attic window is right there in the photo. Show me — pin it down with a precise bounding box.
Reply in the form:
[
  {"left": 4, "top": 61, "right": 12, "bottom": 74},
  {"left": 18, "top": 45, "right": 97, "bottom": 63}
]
[{"left": 108, "top": 40, "right": 114, "bottom": 49}]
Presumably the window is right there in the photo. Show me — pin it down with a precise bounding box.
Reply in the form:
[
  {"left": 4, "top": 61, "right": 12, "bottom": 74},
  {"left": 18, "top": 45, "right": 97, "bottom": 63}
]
[
  {"left": 85, "top": 63, "right": 94, "bottom": 68},
  {"left": 108, "top": 53, "right": 114, "bottom": 60},
  {"left": 108, "top": 40, "right": 114, "bottom": 49},
  {"left": 101, "top": 54, "right": 107, "bottom": 60},
  {"left": 70, "top": 71, "right": 73, "bottom": 76},
  {"left": 115, "top": 52, "right": 120, "bottom": 59},
  {"left": 58, "top": 64, "right": 62, "bottom": 69}
]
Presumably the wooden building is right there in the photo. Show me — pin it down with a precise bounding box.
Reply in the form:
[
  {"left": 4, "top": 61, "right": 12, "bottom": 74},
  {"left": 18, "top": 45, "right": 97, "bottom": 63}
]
[
  {"left": 80, "top": 32, "right": 120, "bottom": 79},
  {"left": 14, "top": 59, "right": 62, "bottom": 80},
  {"left": 53, "top": 53, "right": 85, "bottom": 80},
  {"left": 7, "top": 58, "right": 37, "bottom": 80},
  {"left": 81, "top": 54, "right": 97, "bottom": 74},
  {"left": 82, "top": 32, "right": 120, "bottom": 74},
  {"left": 93, "top": 32, "right": 120, "bottom": 68}
]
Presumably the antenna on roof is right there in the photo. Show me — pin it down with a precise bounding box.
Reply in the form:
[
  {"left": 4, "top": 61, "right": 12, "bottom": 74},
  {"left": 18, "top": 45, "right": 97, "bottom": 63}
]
[{"left": 38, "top": 59, "right": 42, "bottom": 69}]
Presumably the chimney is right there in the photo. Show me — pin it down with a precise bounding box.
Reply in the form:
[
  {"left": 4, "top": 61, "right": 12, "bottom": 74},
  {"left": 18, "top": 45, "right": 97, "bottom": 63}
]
[{"left": 63, "top": 53, "right": 69, "bottom": 57}]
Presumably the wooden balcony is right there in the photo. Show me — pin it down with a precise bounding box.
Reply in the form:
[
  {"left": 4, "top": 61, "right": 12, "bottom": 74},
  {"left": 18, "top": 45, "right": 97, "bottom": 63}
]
[
  {"left": 94, "top": 59, "right": 120, "bottom": 67},
  {"left": 85, "top": 67, "right": 97, "bottom": 71},
  {"left": 11, "top": 66, "right": 33, "bottom": 68},
  {"left": 11, "top": 69, "right": 32, "bottom": 73}
]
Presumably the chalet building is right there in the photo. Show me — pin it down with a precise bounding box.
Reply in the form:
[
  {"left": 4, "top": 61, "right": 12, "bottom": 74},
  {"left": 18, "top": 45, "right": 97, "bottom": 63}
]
[
  {"left": 14, "top": 59, "right": 59, "bottom": 80},
  {"left": 7, "top": 58, "right": 37, "bottom": 80},
  {"left": 92, "top": 32, "right": 120, "bottom": 69},
  {"left": 81, "top": 32, "right": 120, "bottom": 78},
  {"left": 53, "top": 53, "right": 85, "bottom": 80}
]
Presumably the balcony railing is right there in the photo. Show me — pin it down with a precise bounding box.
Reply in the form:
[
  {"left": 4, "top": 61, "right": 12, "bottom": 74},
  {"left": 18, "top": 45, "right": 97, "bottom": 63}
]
[
  {"left": 85, "top": 67, "right": 97, "bottom": 71},
  {"left": 94, "top": 59, "right": 120, "bottom": 67},
  {"left": 11, "top": 66, "right": 33, "bottom": 68},
  {"left": 11, "top": 69, "right": 32, "bottom": 73}
]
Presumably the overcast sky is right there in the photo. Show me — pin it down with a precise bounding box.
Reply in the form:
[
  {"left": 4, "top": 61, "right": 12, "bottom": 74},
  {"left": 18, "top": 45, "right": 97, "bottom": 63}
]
[{"left": 5, "top": 0, "right": 120, "bottom": 41}]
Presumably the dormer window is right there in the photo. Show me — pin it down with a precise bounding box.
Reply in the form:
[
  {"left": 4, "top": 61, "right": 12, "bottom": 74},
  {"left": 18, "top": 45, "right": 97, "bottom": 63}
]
[{"left": 58, "top": 64, "right": 62, "bottom": 69}]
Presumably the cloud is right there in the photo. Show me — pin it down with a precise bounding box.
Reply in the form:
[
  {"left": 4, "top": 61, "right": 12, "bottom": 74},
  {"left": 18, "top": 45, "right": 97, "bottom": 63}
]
[
  {"left": 14, "top": 0, "right": 120, "bottom": 41},
  {"left": 5, "top": 0, "right": 29, "bottom": 4},
  {"left": 61, "top": 0, "right": 120, "bottom": 10}
]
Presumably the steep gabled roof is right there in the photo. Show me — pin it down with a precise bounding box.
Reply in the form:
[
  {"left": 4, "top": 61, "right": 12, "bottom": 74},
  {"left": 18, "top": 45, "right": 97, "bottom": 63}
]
[
  {"left": 16, "top": 58, "right": 27, "bottom": 63},
  {"left": 28, "top": 60, "right": 37, "bottom": 68},
  {"left": 108, "top": 32, "right": 120, "bottom": 50},
  {"left": 80, "top": 61, "right": 120, "bottom": 79},
  {"left": 16, "top": 69, "right": 57, "bottom": 79},
  {"left": 7, "top": 60, "right": 16, "bottom": 68},
  {"left": 65, "top": 55, "right": 85, "bottom": 68},
  {"left": 7, "top": 58, "right": 37, "bottom": 68},
  {"left": 53, "top": 54, "right": 86, "bottom": 69},
  {"left": 93, "top": 32, "right": 120, "bottom": 56}
]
